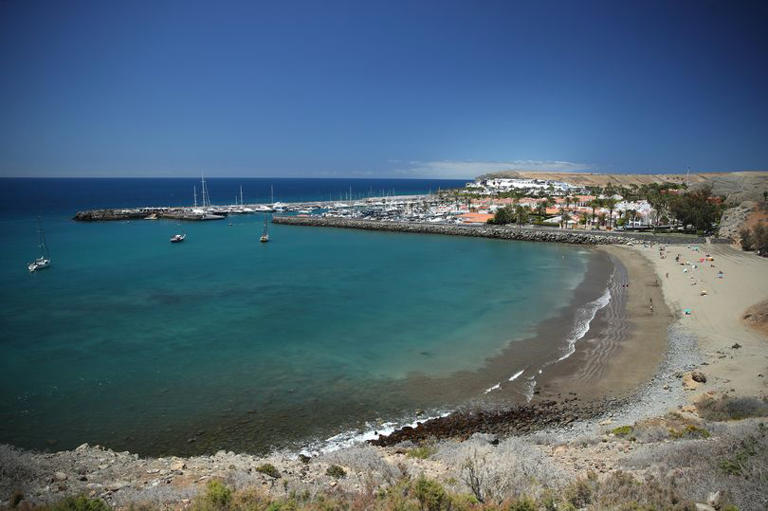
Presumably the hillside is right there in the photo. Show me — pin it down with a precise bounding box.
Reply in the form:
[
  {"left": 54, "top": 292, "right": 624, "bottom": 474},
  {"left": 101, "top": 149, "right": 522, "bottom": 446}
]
[{"left": 477, "top": 170, "right": 768, "bottom": 202}]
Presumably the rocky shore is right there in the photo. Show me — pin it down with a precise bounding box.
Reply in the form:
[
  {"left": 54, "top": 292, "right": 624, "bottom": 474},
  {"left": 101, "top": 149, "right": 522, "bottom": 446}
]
[
  {"left": 272, "top": 216, "right": 726, "bottom": 245},
  {"left": 369, "top": 397, "right": 626, "bottom": 447}
]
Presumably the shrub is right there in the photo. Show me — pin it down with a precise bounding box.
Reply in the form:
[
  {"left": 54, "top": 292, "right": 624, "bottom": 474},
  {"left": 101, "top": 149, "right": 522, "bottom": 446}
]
[
  {"left": 626, "top": 420, "right": 768, "bottom": 510},
  {"left": 10, "top": 490, "right": 24, "bottom": 508},
  {"left": 413, "top": 476, "right": 448, "bottom": 511},
  {"left": 320, "top": 444, "right": 401, "bottom": 485},
  {"left": 754, "top": 222, "right": 768, "bottom": 255},
  {"left": 255, "top": 463, "right": 281, "bottom": 479},
  {"left": 325, "top": 464, "right": 346, "bottom": 479},
  {"left": 449, "top": 439, "right": 566, "bottom": 504},
  {"left": 697, "top": 396, "right": 768, "bottom": 421},
  {"left": 489, "top": 206, "right": 515, "bottom": 225},
  {"left": 406, "top": 445, "right": 437, "bottom": 460},
  {"left": 591, "top": 471, "right": 691, "bottom": 511},
  {"left": 611, "top": 425, "right": 634, "bottom": 437},
  {"left": 509, "top": 497, "right": 536, "bottom": 511},
  {"left": 564, "top": 478, "right": 593, "bottom": 508},
  {"left": 718, "top": 424, "right": 767, "bottom": 477},
  {"left": 669, "top": 424, "right": 711, "bottom": 439},
  {"left": 47, "top": 496, "right": 110, "bottom": 511},
  {"left": 740, "top": 228, "right": 754, "bottom": 251},
  {"left": 194, "top": 480, "right": 232, "bottom": 511}
]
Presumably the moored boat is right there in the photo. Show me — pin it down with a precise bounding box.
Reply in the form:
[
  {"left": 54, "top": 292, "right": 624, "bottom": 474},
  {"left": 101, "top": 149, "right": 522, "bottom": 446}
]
[
  {"left": 260, "top": 215, "right": 270, "bottom": 243},
  {"left": 170, "top": 234, "right": 186, "bottom": 243},
  {"left": 28, "top": 217, "right": 51, "bottom": 272}
]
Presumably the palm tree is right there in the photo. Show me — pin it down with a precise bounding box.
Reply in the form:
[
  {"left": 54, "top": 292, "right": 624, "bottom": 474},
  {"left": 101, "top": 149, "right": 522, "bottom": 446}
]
[
  {"left": 603, "top": 198, "right": 617, "bottom": 230},
  {"left": 589, "top": 199, "right": 602, "bottom": 229},
  {"left": 452, "top": 190, "right": 461, "bottom": 212},
  {"left": 515, "top": 205, "right": 529, "bottom": 225}
]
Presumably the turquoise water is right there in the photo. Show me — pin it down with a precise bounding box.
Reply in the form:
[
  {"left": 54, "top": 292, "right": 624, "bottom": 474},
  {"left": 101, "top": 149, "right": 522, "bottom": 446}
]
[{"left": 0, "top": 193, "right": 590, "bottom": 455}]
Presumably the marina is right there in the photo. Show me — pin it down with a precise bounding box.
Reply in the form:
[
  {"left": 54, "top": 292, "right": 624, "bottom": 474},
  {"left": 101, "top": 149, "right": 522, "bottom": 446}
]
[{"left": 72, "top": 194, "right": 438, "bottom": 222}]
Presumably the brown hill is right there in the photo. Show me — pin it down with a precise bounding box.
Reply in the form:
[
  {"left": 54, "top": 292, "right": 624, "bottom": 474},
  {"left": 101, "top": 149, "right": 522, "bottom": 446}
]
[{"left": 477, "top": 171, "right": 768, "bottom": 195}]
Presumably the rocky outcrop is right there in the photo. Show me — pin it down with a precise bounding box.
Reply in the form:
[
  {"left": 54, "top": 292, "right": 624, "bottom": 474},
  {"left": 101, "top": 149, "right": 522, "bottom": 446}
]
[
  {"left": 743, "top": 299, "right": 768, "bottom": 337},
  {"left": 273, "top": 216, "right": 726, "bottom": 245},
  {"left": 369, "top": 397, "right": 615, "bottom": 446},
  {"left": 718, "top": 201, "right": 756, "bottom": 241}
]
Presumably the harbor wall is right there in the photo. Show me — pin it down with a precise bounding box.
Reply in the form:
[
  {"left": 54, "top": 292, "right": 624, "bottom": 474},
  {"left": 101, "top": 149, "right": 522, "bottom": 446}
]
[{"left": 272, "top": 216, "right": 728, "bottom": 245}]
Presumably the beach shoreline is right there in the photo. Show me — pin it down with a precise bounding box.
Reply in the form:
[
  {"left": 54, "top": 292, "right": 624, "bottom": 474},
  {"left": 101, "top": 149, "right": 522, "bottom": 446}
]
[{"left": 2, "top": 241, "right": 766, "bottom": 509}]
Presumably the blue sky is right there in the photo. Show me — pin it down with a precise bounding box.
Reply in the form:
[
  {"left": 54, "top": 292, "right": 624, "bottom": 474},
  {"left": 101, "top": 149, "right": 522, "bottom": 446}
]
[{"left": 1, "top": 0, "right": 767, "bottom": 178}]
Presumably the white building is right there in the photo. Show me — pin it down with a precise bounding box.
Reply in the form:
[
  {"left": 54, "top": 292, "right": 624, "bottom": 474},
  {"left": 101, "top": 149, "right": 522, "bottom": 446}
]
[{"left": 467, "top": 178, "right": 576, "bottom": 194}]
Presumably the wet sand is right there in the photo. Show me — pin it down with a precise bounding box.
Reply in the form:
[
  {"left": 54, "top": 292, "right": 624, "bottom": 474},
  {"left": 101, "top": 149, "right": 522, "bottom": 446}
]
[{"left": 536, "top": 245, "right": 673, "bottom": 403}]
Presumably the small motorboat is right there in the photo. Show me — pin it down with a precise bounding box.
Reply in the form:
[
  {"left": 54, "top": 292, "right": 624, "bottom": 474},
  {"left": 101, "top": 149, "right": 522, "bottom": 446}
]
[{"left": 170, "top": 234, "right": 186, "bottom": 243}]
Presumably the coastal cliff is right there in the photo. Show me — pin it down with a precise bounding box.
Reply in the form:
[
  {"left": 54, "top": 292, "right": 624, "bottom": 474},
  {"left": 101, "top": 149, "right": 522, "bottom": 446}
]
[{"left": 272, "top": 216, "right": 723, "bottom": 245}]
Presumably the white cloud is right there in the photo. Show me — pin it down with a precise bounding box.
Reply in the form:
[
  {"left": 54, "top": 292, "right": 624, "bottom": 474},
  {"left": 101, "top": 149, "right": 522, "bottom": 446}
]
[{"left": 392, "top": 160, "right": 590, "bottom": 178}]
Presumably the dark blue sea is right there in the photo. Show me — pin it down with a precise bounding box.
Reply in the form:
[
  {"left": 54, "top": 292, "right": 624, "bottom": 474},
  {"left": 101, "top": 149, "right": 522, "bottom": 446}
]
[{"left": 0, "top": 178, "right": 470, "bottom": 218}]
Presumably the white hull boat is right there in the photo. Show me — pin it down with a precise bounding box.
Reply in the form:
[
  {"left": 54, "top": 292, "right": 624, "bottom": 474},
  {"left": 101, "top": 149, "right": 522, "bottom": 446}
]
[{"left": 28, "top": 218, "right": 51, "bottom": 272}]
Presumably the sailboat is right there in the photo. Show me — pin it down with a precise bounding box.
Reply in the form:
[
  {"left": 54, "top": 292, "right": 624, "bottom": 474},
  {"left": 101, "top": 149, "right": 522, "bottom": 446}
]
[
  {"left": 192, "top": 174, "right": 225, "bottom": 220},
  {"left": 260, "top": 214, "right": 270, "bottom": 243},
  {"left": 28, "top": 217, "right": 51, "bottom": 272}
]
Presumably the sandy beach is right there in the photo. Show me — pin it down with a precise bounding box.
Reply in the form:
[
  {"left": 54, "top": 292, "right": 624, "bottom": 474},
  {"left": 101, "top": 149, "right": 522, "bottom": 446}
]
[{"left": 635, "top": 242, "right": 768, "bottom": 399}]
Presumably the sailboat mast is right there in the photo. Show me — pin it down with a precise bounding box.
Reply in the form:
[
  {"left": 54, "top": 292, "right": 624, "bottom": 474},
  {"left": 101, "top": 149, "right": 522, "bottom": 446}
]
[
  {"left": 240, "top": 186, "right": 244, "bottom": 206},
  {"left": 37, "top": 217, "right": 49, "bottom": 258},
  {"left": 194, "top": 186, "right": 197, "bottom": 207},
  {"left": 200, "top": 174, "right": 211, "bottom": 208}
]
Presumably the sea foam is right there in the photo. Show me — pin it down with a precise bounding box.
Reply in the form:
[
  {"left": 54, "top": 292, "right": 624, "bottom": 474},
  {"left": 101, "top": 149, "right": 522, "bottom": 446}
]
[{"left": 556, "top": 286, "right": 612, "bottom": 362}]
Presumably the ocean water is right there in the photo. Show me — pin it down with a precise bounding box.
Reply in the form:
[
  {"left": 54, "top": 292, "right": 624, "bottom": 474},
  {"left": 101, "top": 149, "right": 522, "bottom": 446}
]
[{"left": 0, "top": 178, "right": 592, "bottom": 455}]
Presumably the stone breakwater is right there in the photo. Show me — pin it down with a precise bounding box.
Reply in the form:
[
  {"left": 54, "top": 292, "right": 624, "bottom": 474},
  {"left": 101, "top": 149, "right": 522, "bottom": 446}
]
[
  {"left": 73, "top": 209, "right": 157, "bottom": 221},
  {"left": 272, "top": 216, "right": 725, "bottom": 245}
]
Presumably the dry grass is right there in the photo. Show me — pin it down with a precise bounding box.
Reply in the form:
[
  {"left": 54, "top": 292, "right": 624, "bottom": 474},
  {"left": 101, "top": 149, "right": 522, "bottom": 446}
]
[
  {"left": 626, "top": 420, "right": 768, "bottom": 510},
  {"left": 436, "top": 436, "right": 567, "bottom": 504},
  {"left": 319, "top": 444, "right": 402, "bottom": 484},
  {"left": 696, "top": 395, "right": 768, "bottom": 421}
]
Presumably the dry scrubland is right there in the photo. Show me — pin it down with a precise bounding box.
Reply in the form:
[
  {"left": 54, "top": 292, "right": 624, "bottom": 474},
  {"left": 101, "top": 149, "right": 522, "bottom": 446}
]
[
  {"left": 2, "top": 412, "right": 766, "bottom": 511},
  {"left": 478, "top": 171, "right": 768, "bottom": 202},
  {"left": 2, "top": 234, "right": 768, "bottom": 511}
]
